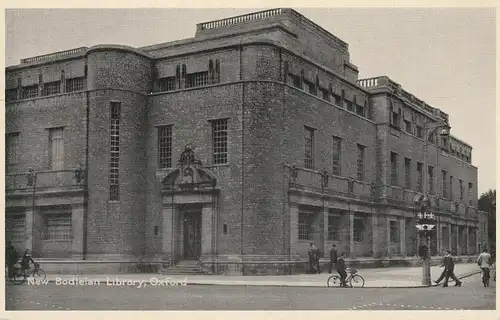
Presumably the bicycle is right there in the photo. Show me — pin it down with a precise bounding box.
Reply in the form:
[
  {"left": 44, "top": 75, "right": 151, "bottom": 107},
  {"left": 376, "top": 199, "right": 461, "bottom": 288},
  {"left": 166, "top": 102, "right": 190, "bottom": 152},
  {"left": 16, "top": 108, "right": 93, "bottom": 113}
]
[
  {"left": 326, "top": 268, "right": 365, "bottom": 288},
  {"left": 481, "top": 268, "right": 491, "bottom": 287},
  {"left": 5, "top": 262, "right": 46, "bottom": 285}
]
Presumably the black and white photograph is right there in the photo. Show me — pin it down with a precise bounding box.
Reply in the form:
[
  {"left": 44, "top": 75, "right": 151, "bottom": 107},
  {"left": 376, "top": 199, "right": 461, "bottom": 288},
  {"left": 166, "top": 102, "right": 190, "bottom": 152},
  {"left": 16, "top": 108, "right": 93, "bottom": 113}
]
[{"left": 3, "top": 3, "right": 496, "bottom": 315}]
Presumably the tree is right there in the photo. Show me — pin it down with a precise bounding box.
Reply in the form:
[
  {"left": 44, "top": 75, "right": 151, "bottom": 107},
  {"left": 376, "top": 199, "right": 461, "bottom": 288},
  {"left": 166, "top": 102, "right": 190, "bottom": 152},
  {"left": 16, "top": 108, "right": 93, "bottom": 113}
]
[{"left": 478, "top": 189, "right": 496, "bottom": 252}]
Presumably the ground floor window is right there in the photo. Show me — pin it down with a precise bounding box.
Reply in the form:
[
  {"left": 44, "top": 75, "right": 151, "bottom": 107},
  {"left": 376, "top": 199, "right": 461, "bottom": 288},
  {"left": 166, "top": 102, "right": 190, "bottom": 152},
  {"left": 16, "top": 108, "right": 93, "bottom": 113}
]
[
  {"left": 327, "top": 212, "right": 341, "bottom": 241},
  {"left": 6, "top": 214, "right": 25, "bottom": 243},
  {"left": 353, "top": 215, "right": 365, "bottom": 242},
  {"left": 43, "top": 213, "right": 72, "bottom": 240},
  {"left": 298, "top": 209, "right": 315, "bottom": 240},
  {"left": 390, "top": 220, "right": 399, "bottom": 243}
]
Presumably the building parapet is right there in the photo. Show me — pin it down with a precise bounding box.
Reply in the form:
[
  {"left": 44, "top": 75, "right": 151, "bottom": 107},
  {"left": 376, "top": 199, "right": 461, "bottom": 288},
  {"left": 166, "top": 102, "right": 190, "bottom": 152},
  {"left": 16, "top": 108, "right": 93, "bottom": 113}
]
[
  {"left": 19, "top": 47, "right": 88, "bottom": 65},
  {"left": 287, "top": 165, "right": 479, "bottom": 217},
  {"left": 197, "top": 8, "right": 285, "bottom": 31},
  {"left": 196, "top": 8, "right": 348, "bottom": 51},
  {"left": 357, "top": 76, "right": 449, "bottom": 123},
  {"left": 6, "top": 169, "right": 85, "bottom": 194}
]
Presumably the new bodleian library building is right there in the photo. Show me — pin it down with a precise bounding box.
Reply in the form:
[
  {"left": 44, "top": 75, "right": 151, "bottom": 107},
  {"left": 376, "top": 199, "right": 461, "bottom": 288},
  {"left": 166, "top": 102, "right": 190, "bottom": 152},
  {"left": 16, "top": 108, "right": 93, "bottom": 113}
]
[{"left": 5, "top": 8, "right": 489, "bottom": 275}]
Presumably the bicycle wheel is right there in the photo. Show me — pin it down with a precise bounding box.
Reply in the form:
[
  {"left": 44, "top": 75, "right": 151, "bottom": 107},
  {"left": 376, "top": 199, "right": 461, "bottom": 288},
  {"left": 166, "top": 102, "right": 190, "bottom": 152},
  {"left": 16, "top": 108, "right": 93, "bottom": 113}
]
[
  {"left": 11, "top": 270, "right": 25, "bottom": 285},
  {"left": 33, "top": 268, "right": 46, "bottom": 281},
  {"left": 327, "top": 275, "right": 340, "bottom": 287},
  {"left": 349, "top": 274, "right": 365, "bottom": 288}
]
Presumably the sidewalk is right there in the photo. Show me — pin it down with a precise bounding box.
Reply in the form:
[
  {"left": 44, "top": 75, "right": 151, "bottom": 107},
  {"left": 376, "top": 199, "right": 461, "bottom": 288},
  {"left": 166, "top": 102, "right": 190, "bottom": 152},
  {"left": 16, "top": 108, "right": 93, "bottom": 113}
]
[{"left": 42, "top": 263, "right": 482, "bottom": 288}]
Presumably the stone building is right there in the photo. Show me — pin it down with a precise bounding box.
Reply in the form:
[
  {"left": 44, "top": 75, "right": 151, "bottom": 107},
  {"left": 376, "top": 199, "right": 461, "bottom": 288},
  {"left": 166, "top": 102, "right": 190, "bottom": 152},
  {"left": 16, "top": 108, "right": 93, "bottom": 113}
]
[{"left": 5, "top": 8, "right": 488, "bottom": 274}]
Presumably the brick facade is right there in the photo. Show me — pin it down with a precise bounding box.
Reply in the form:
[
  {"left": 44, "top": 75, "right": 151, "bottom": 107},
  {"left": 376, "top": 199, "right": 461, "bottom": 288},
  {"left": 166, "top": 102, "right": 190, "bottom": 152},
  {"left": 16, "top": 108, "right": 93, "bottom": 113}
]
[{"left": 5, "top": 8, "right": 485, "bottom": 274}]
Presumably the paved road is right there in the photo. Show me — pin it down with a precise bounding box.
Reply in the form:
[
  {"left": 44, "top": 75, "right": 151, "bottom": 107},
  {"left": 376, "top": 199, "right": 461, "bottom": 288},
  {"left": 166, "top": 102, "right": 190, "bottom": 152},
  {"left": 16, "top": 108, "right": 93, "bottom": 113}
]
[{"left": 5, "top": 273, "right": 495, "bottom": 310}]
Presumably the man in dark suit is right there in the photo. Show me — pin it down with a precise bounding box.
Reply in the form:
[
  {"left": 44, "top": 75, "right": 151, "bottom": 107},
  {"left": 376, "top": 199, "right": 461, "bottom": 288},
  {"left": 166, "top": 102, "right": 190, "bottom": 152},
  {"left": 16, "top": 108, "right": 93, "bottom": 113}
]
[
  {"left": 436, "top": 250, "right": 461, "bottom": 287},
  {"left": 329, "top": 244, "right": 338, "bottom": 274}
]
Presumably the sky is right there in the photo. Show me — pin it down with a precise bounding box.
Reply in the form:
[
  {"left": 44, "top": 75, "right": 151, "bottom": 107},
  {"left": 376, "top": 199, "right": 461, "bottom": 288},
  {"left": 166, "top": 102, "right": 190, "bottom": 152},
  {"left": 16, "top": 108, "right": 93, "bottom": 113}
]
[{"left": 4, "top": 7, "right": 496, "bottom": 195}]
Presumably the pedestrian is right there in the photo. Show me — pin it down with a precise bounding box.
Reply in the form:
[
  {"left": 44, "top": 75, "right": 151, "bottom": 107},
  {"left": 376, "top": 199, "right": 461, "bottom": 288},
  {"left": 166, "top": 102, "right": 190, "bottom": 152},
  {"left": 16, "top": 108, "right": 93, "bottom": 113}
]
[
  {"left": 5, "top": 241, "right": 18, "bottom": 278},
  {"left": 435, "top": 250, "right": 461, "bottom": 287},
  {"left": 314, "top": 245, "right": 321, "bottom": 274},
  {"left": 477, "top": 248, "right": 493, "bottom": 287},
  {"left": 336, "top": 252, "right": 348, "bottom": 287},
  {"left": 329, "top": 244, "right": 338, "bottom": 274},
  {"left": 434, "top": 249, "right": 449, "bottom": 285},
  {"left": 307, "top": 243, "right": 317, "bottom": 274}
]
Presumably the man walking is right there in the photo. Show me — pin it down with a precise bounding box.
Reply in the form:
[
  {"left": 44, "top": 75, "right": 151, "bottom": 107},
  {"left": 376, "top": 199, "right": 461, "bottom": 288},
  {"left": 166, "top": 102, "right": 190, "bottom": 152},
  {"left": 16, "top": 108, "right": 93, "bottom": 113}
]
[
  {"left": 329, "top": 244, "right": 338, "bottom": 274},
  {"left": 477, "top": 248, "right": 493, "bottom": 287},
  {"left": 436, "top": 250, "right": 461, "bottom": 287}
]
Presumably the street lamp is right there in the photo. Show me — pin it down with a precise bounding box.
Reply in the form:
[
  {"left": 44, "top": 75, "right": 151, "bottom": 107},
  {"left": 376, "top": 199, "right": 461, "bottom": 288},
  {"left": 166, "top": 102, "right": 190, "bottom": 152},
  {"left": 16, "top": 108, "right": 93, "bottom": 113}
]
[{"left": 419, "top": 120, "right": 451, "bottom": 286}]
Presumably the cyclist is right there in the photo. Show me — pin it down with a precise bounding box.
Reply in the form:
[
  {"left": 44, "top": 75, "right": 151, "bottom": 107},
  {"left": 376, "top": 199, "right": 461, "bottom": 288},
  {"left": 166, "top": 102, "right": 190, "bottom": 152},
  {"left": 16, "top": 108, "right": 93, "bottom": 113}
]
[
  {"left": 477, "top": 248, "right": 493, "bottom": 287},
  {"left": 337, "top": 252, "right": 348, "bottom": 287},
  {"left": 20, "top": 249, "right": 36, "bottom": 279}
]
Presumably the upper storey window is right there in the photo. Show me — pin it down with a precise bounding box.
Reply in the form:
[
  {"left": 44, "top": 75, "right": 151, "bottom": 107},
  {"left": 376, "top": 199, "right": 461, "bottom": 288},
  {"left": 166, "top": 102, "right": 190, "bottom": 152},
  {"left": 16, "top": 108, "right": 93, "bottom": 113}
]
[
  {"left": 66, "top": 77, "right": 84, "bottom": 92},
  {"left": 43, "top": 81, "right": 61, "bottom": 96},
  {"left": 6, "top": 89, "right": 18, "bottom": 102},
  {"left": 158, "top": 77, "right": 176, "bottom": 92},
  {"left": 304, "top": 126, "right": 315, "bottom": 170},
  {"left": 186, "top": 71, "right": 209, "bottom": 88},
  {"left": 288, "top": 73, "right": 301, "bottom": 88},
  {"left": 22, "top": 85, "right": 39, "bottom": 99}
]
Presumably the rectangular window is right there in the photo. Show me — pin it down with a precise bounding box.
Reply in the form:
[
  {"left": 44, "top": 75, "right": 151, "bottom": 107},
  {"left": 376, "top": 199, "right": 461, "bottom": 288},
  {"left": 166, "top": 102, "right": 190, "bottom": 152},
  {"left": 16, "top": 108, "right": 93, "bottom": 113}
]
[
  {"left": 428, "top": 132, "right": 436, "bottom": 145},
  {"left": 327, "top": 214, "right": 341, "bottom": 241},
  {"left": 158, "top": 125, "right": 173, "bottom": 169},
  {"left": 321, "top": 88, "right": 330, "bottom": 102},
  {"left": 66, "top": 77, "right": 84, "bottom": 92},
  {"left": 449, "top": 176, "right": 454, "bottom": 200},
  {"left": 304, "top": 126, "right": 315, "bottom": 169},
  {"left": 416, "top": 162, "right": 423, "bottom": 192},
  {"left": 298, "top": 209, "right": 315, "bottom": 240},
  {"left": 212, "top": 118, "right": 228, "bottom": 165},
  {"left": 288, "top": 73, "right": 301, "bottom": 88},
  {"left": 428, "top": 166, "right": 434, "bottom": 194},
  {"left": 459, "top": 179, "right": 464, "bottom": 200},
  {"left": 304, "top": 80, "right": 315, "bottom": 95},
  {"left": 6, "top": 88, "right": 18, "bottom": 102},
  {"left": 468, "top": 182, "right": 473, "bottom": 205},
  {"left": 344, "top": 100, "right": 354, "bottom": 112},
  {"left": 6, "top": 215, "right": 25, "bottom": 243},
  {"left": 157, "top": 76, "right": 176, "bottom": 92},
  {"left": 390, "top": 220, "right": 399, "bottom": 243},
  {"left": 404, "top": 120, "right": 412, "bottom": 134},
  {"left": 49, "top": 127, "right": 64, "bottom": 170},
  {"left": 332, "top": 136, "right": 342, "bottom": 176},
  {"left": 22, "top": 85, "right": 39, "bottom": 99},
  {"left": 109, "top": 102, "right": 121, "bottom": 201},
  {"left": 390, "top": 152, "right": 398, "bottom": 186},
  {"left": 43, "top": 213, "right": 72, "bottom": 240},
  {"left": 392, "top": 110, "right": 400, "bottom": 128},
  {"left": 333, "top": 93, "right": 341, "bottom": 106},
  {"left": 416, "top": 125, "right": 424, "bottom": 138},
  {"left": 404, "top": 157, "right": 411, "bottom": 189},
  {"left": 6, "top": 132, "right": 20, "bottom": 173},
  {"left": 442, "top": 170, "right": 448, "bottom": 198},
  {"left": 355, "top": 104, "right": 365, "bottom": 117},
  {"left": 353, "top": 216, "right": 365, "bottom": 242},
  {"left": 356, "top": 144, "right": 365, "bottom": 180},
  {"left": 43, "top": 81, "right": 61, "bottom": 96},
  {"left": 186, "top": 71, "right": 209, "bottom": 88}
]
